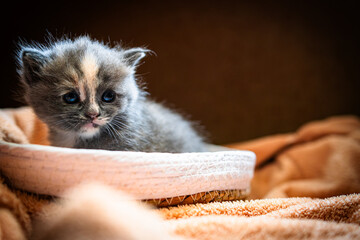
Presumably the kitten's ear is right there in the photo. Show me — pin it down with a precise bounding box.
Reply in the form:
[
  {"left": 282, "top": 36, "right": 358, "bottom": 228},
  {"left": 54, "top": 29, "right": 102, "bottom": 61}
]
[
  {"left": 21, "top": 48, "right": 47, "bottom": 85},
  {"left": 122, "top": 48, "right": 150, "bottom": 68}
]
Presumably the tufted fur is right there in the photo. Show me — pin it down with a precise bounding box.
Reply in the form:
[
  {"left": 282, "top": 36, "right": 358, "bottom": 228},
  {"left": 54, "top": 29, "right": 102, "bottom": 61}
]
[{"left": 18, "top": 36, "right": 205, "bottom": 152}]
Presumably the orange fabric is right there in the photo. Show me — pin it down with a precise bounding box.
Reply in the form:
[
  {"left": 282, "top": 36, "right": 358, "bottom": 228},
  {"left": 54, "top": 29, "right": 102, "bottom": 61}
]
[
  {"left": 34, "top": 184, "right": 360, "bottom": 240},
  {"left": 0, "top": 107, "right": 49, "bottom": 145},
  {"left": 226, "top": 115, "right": 360, "bottom": 199},
  {"left": 0, "top": 176, "right": 30, "bottom": 240},
  {"left": 0, "top": 107, "right": 359, "bottom": 239},
  {"left": 159, "top": 194, "right": 360, "bottom": 223}
]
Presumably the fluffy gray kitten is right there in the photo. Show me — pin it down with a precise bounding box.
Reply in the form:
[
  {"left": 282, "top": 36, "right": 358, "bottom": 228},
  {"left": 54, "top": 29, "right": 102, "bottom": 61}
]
[{"left": 18, "top": 36, "right": 206, "bottom": 152}]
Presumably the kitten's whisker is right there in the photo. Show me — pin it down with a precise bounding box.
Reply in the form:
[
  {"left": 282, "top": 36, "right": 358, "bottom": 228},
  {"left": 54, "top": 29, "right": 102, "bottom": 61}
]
[
  {"left": 104, "top": 125, "right": 119, "bottom": 144},
  {"left": 110, "top": 121, "right": 126, "bottom": 130},
  {"left": 107, "top": 124, "right": 122, "bottom": 145},
  {"left": 51, "top": 117, "right": 82, "bottom": 132},
  {"left": 110, "top": 122, "right": 128, "bottom": 141},
  {"left": 111, "top": 119, "right": 129, "bottom": 129}
]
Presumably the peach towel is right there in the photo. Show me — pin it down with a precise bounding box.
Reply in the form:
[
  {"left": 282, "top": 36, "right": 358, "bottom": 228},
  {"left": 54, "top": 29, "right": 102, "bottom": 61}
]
[
  {"left": 0, "top": 107, "right": 359, "bottom": 240},
  {"left": 32, "top": 184, "right": 360, "bottom": 240},
  {"left": 227, "top": 115, "right": 360, "bottom": 199}
]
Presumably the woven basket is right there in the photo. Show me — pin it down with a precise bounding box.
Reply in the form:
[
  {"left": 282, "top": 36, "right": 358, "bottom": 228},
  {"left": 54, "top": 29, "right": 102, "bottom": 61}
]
[
  {"left": 145, "top": 189, "right": 250, "bottom": 207},
  {"left": 0, "top": 142, "right": 256, "bottom": 206}
]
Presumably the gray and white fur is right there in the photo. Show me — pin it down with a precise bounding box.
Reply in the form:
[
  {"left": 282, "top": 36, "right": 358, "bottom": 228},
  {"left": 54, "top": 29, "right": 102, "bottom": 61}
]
[{"left": 18, "top": 36, "right": 206, "bottom": 152}]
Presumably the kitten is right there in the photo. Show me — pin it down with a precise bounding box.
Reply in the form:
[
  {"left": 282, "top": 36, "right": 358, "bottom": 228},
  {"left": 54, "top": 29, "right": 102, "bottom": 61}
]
[{"left": 18, "top": 36, "right": 206, "bottom": 152}]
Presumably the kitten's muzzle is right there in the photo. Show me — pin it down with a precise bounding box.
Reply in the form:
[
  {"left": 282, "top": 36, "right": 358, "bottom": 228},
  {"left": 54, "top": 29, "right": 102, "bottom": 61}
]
[
  {"left": 85, "top": 112, "right": 100, "bottom": 120},
  {"left": 82, "top": 116, "right": 106, "bottom": 128},
  {"left": 83, "top": 122, "right": 100, "bottom": 128}
]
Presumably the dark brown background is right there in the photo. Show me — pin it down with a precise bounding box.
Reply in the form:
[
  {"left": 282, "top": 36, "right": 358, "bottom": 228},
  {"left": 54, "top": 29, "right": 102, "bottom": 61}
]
[{"left": 2, "top": 1, "right": 359, "bottom": 144}]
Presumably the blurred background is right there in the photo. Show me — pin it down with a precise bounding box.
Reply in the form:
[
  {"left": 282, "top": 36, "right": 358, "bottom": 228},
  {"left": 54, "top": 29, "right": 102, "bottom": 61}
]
[{"left": 2, "top": 1, "right": 359, "bottom": 145}]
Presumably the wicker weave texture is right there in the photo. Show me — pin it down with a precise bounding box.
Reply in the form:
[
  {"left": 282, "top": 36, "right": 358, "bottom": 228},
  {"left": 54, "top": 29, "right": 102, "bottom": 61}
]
[
  {"left": 145, "top": 189, "right": 249, "bottom": 207},
  {"left": 0, "top": 141, "right": 256, "bottom": 201}
]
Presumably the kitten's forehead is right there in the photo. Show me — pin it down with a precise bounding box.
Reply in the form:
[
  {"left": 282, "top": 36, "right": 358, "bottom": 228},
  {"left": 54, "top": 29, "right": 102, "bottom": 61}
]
[
  {"left": 81, "top": 52, "right": 99, "bottom": 84},
  {"left": 79, "top": 52, "right": 99, "bottom": 101},
  {"left": 45, "top": 40, "right": 134, "bottom": 100}
]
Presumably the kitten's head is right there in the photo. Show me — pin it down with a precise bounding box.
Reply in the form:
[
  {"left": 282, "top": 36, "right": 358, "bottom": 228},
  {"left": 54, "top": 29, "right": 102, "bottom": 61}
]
[{"left": 18, "top": 36, "right": 149, "bottom": 139}]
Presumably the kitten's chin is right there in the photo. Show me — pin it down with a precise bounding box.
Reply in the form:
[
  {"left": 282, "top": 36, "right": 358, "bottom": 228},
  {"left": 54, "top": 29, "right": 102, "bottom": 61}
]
[{"left": 79, "top": 123, "right": 101, "bottom": 139}]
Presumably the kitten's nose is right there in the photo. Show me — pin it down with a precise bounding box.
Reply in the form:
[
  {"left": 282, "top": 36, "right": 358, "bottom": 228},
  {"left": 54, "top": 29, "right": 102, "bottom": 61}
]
[{"left": 85, "top": 112, "right": 100, "bottom": 120}]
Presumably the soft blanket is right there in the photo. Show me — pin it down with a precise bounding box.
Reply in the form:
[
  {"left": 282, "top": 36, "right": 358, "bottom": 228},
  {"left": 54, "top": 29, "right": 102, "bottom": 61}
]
[
  {"left": 0, "top": 107, "right": 359, "bottom": 239},
  {"left": 32, "top": 184, "right": 360, "bottom": 240},
  {"left": 227, "top": 115, "right": 360, "bottom": 199}
]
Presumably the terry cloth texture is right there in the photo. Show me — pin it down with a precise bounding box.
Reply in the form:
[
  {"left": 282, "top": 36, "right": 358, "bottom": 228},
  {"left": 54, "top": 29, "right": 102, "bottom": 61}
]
[
  {"left": 33, "top": 184, "right": 360, "bottom": 240},
  {"left": 0, "top": 106, "right": 359, "bottom": 239},
  {"left": 226, "top": 115, "right": 360, "bottom": 199}
]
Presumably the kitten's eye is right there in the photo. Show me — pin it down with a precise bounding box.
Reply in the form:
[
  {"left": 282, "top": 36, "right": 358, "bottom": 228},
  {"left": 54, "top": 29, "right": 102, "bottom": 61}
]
[
  {"left": 63, "top": 91, "right": 80, "bottom": 104},
  {"left": 102, "top": 90, "right": 116, "bottom": 103}
]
